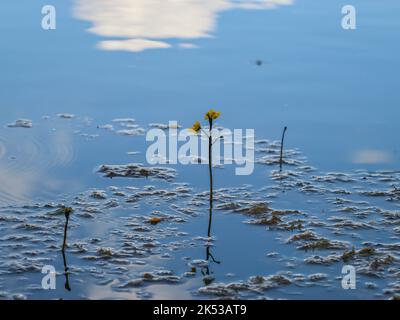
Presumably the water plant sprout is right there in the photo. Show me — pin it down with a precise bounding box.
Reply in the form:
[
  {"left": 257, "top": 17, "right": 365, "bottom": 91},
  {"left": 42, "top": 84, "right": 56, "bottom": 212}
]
[
  {"left": 61, "top": 206, "right": 73, "bottom": 291},
  {"left": 62, "top": 207, "right": 73, "bottom": 252},
  {"left": 279, "top": 126, "right": 287, "bottom": 172},
  {"left": 191, "top": 109, "right": 221, "bottom": 237}
]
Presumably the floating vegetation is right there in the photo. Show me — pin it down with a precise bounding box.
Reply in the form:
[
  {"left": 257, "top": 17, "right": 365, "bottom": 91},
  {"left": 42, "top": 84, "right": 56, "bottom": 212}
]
[
  {"left": 198, "top": 272, "right": 298, "bottom": 298},
  {"left": 329, "top": 217, "right": 374, "bottom": 230},
  {"left": 257, "top": 153, "right": 303, "bottom": 167},
  {"left": 1, "top": 113, "right": 400, "bottom": 300},
  {"left": 356, "top": 247, "right": 376, "bottom": 257},
  {"left": 102, "top": 118, "right": 146, "bottom": 136},
  {"left": 7, "top": 119, "right": 33, "bottom": 128},
  {"left": 360, "top": 187, "right": 400, "bottom": 201},
  {"left": 149, "top": 123, "right": 181, "bottom": 130},
  {"left": 297, "top": 238, "right": 348, "bottom": 251},
  {"left": 57, "top": 113, "right": 76, "bottom": 119},
  {"left": 235, "top": 202, "right": 270, "bottom": 215},
  {"left": 368, "top": 255, "right": 395, "bottom": 271},
  {"left": 304, "top": 254, "right": 341, "bottom": 265},
  {"left": 247, "top": 215, "right": 282, "bottom": 226},
  {"left": 148, "top": 217, "right": 163, "bottom": 225},
  {"left": 312, "top": 173, "right": 356, "bottom": 183},
  {"left": 341, "top": 247, "right": 356, "bottom": 262},
  {"left": 1, "top": 159, "right": 399, "bottom": 299},
  {"left": 116, "top": 128, "right": 145, "bottom": 136},
  {"left": 97, "top": 124, "right": 114, "bottom": 130},
  {"left": 98, "top": 163, "right": 177, "bottom": 181},
  {"left": 287, "top": 231, "right": 319, "bottom": 243},
  {"left": 90, "top": 190, "right": 108, "bottom": 200},
  {"left": 112, "top": 118, "right": 136, "bottom": 124},
  {"left": 119, "top": 270, "right": 181, "bottom": 289},
  {"left": 308, "top": 273, "right": 328, "bottom": 282}
]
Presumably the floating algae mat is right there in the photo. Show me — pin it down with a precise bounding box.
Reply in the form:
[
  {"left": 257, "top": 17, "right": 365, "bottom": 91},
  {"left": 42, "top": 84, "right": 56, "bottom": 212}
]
[{"left": 0, "top": 114, "right": 399, "bottom": 300}]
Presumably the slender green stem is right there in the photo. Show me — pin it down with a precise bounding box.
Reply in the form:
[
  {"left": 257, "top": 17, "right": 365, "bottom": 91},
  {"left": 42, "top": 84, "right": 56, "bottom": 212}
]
[
  {"left": 61, "top": 248, "right": 71, "bottom": 291},
  {"left": 207, "top": 119, "right": 213, "bottom": 238},
  {"left": 61, "top": 209, "right": 71, "bottom": 291},
  {"left": 62, "top": 212, "right": 70, "bottom": 252},
  {"left": 206, "top": 246, "right": 220, "bottom": 264},
  {"left": 279, "top": 126, "right": 287, "bottom": 172}
]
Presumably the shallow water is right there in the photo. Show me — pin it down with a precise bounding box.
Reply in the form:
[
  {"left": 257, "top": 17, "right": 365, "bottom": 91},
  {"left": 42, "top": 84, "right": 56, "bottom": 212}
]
[{"left": 0, "top": 0, "right": 399, "bottom": 300}]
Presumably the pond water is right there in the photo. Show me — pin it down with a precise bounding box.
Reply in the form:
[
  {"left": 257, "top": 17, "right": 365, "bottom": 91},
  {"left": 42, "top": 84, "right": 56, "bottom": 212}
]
[{"left": 0, "top": 0, "right": 399, "bottom": 300}]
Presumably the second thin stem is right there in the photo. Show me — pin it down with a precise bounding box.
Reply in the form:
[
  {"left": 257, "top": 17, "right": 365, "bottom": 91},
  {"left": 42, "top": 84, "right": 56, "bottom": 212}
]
[{"left": 207, "top": 120, "right": 213, "bottom": 237}]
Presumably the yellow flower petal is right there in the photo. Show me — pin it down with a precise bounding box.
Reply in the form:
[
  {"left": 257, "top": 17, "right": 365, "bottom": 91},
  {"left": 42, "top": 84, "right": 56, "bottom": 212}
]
[
  {"left": 191, "top": 121, "right": 201, "bottom": 133},
  {"left": 205, "top": 109, "right": 221, "bottom": 120}
]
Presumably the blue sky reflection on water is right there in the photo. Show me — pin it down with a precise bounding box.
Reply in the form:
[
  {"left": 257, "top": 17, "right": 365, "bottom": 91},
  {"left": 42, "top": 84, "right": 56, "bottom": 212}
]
[
  {"left": 0, "top": 0, "right": 399, "bottom": 300},
  {"left": 1, "top": 0, "right": 399, "bottom": 173}
]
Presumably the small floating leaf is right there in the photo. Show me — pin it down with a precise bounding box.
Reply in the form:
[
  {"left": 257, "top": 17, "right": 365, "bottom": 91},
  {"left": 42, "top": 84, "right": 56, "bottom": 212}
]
[{"left": 149, "top": 217, "right": 162, "bottom": 225}]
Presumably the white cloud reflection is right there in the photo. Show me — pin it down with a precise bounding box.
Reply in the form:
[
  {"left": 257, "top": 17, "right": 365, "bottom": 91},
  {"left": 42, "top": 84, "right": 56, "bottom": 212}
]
[
  {"left": 0, "top": 130, "right": 76, "bottom": 205},
  {"left": 74, "top": 0, "right": 293, "bottom": 52},
  {"left": 99, "top": 38, "right": 172, "bottom": 53},
  {"left": 352, "top": 149, "right": 393, "bottom": 164}
]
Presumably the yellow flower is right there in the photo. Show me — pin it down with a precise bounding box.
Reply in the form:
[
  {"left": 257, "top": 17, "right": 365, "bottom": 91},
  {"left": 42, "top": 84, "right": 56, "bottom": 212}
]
[
  {"left": 190, "top": 121, "right": 202, "bottom": 133},
  {"left": 205, "top": 109, "right": 221, "bottom": 121}
]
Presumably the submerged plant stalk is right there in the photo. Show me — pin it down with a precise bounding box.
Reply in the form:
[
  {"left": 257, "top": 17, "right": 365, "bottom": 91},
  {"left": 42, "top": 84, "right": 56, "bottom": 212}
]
[
  {"left": 61, "top": 248, "right": 71, "bottom": 291},
  {"left": 62, "top": 209, "right": 71, "bottom": 252},
  {"left": 61, "top": 207, "right": 73, "bottom": 291},
  {"left": 207, "top": 119, "right": 213, "bottom": 238},
  {"left": 279, "top": 126, "right": 287, "bottom": 172}
]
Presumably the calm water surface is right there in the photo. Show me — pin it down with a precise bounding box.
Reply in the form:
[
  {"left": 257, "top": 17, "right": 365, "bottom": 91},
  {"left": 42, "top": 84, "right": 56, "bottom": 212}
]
[{"left": 0, "top": 0, "right": 399, "bottom": 300}]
